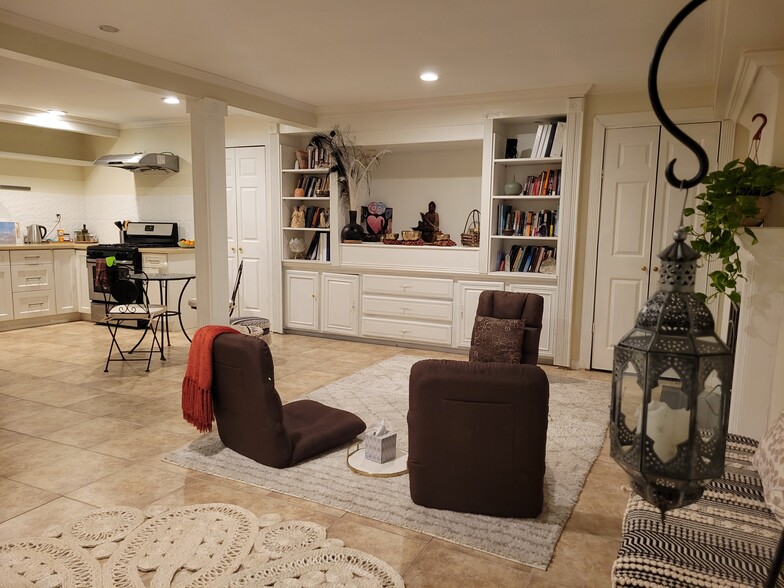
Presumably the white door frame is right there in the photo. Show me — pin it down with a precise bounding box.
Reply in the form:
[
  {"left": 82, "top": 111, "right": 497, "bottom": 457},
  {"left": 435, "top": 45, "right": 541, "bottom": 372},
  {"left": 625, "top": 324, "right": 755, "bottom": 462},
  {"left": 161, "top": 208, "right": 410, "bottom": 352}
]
[{"left": 577, "top": 108, "right": 734, "bottom": 370}]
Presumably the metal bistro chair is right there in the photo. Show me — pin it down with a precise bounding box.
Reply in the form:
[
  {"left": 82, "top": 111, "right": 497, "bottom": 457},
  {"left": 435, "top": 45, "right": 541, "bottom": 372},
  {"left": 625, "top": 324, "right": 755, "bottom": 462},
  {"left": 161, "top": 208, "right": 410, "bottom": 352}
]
[
  {"left": 188, "top": 260, "right": 243, "bottom": 317},
  {"left": 99, "top": 266, "right": 166, "bottom": 372}
]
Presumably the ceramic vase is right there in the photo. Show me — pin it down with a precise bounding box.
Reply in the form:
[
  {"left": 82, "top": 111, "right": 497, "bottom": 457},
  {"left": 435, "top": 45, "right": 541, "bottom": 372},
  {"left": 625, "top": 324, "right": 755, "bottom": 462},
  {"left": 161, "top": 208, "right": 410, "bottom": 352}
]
[
  {"left": 504, "top": 175, "right": 523, "bottom": 195},
  {"left": 341, "top": 210, "right": 365, "bottom": 242}
]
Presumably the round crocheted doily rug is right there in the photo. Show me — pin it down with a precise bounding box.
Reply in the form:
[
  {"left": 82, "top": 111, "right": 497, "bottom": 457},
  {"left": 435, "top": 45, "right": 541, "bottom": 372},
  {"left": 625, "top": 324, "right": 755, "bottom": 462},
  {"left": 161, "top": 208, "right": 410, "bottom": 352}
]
[{"left": 0, "top": 503, "right": 404, "bottom": 587}]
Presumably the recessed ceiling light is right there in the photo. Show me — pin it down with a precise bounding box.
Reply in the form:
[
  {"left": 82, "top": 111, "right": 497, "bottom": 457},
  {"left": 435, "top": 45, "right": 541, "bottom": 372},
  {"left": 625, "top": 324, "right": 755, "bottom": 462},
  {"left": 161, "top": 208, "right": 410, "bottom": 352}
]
[
  {"left": 46, "top": 109, "right": 66, "bottom": 117},
  {"left": 99, "top": 24, "right": 119, "bottom": 33},
  {"left": 162, "top": 96, "right": 181, "bottom": 105},
  {"left": 420, "top": 72, "right": 439, "bottom": 82}
]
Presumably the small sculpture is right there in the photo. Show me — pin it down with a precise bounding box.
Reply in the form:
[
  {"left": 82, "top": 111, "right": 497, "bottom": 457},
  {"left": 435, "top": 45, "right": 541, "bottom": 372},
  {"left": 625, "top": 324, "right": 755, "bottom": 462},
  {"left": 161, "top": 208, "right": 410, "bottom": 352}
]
[
  {"left": 414, "top": 201, "right": 440, "bottom": 243},
  {"left": 318, "top": 209, "right": 329, "bottom": 228},
  {"left": 290, "top": 206, "right": 306, "bottom": 228},
  {"left": 288, "top": 237, "right": 306, "bottom": 259}
]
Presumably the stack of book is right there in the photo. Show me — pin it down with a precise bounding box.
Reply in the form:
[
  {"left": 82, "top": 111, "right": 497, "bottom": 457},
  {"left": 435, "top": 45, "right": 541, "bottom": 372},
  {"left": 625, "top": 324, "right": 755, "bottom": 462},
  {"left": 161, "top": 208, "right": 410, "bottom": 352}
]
[
  {"left": 530, "top": 121, "right": 566, "bottom": 159},
  {"left": 496, "top": 246, "right": 555, "bottom": 273},
  {"left": 497, "top": 206, "right": 558, "bottom": 236},
  {"left": 305, "top": 231, "right": 330, "bottom": 261},
  {"left": 295, "top": 175, "right": 330, "bottom": 197}
]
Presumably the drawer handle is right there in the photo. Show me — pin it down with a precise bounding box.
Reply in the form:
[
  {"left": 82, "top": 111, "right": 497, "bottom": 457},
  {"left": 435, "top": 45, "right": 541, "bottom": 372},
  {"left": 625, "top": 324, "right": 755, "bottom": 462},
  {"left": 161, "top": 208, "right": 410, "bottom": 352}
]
[
  {"left": 25, "top": 276, "right": 42, "bottom": 281},
  {"left": 24, "top": 255, "right": 40, "bottom": 259},
  {"left": 400, "top": 284, "right": 409, "bottom": 290},
  {"left": 400, "top": 306, "right": 410, "bottom": 312},
  {"left": 30, "top": 302, "right": 44, "bottom": 307}
]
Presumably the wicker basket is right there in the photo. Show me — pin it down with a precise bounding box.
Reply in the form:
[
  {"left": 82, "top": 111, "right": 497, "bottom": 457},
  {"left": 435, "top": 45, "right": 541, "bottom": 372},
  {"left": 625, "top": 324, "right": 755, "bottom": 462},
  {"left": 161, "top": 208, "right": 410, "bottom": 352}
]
[{"left": 460, "top": 209, "right": 480, "bottom": 247}]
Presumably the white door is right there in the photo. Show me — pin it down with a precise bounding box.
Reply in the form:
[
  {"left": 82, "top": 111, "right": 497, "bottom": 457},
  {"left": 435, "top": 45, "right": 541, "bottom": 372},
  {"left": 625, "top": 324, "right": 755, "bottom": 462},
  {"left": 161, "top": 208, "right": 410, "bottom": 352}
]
[
  {"left": 454, "top": 280, "right": 505, "bottom": 348},
  {"left": 591, "top": 122, "right": 721, "bottom": 370},
  {"left": 321, "top": 273, "right": 358, "bottom": 335},
  {"left": 226, "top": 146, "right": 269, "bottom": 319}
]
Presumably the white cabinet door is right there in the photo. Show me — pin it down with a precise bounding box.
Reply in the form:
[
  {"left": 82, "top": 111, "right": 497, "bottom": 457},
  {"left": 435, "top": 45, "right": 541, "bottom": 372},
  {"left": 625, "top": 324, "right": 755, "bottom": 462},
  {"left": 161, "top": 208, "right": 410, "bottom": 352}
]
[
  {"left": 507, "top": 283, "right": 557, "bottom": 359},
  {"left": 285, "top": 270, "right": 319, "bottom": 331},
  {"left": 321, "top": 273, "right": 358, "bottom": 336},
  {"left": 227, "top": 146, "right": 269, "bottom": 319},
  {"left": 0, "top": 252, "right": 12, "bottom": 322},
  {"left": 53, "top": 249, "right": 76, "bottom": 314},
  {"left": 454, "top": 280, "right": 505, "bottom": 348},
  {"left": 75, "top": 250, "right": 90, "bottom": 314}
]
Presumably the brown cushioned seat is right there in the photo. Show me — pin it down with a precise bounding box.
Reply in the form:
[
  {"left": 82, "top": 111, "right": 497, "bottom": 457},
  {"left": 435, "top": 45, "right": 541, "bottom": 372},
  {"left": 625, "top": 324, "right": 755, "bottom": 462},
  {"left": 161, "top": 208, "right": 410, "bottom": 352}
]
[
  {"left": 408, "top": 359, "right": 549, "bottom": 517},
  {"left": 473, "top": 290, "right": 544, "bottom": 365},
  {"left": 211, "top": 333, "right": 366, "bottom": 468}
]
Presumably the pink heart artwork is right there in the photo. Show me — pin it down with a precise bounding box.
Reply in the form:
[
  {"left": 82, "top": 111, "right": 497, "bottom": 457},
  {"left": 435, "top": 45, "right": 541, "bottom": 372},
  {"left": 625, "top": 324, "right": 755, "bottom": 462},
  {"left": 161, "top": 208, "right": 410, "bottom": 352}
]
[{"left": 366, "top": 215, "right": 385, "bottom": 235}]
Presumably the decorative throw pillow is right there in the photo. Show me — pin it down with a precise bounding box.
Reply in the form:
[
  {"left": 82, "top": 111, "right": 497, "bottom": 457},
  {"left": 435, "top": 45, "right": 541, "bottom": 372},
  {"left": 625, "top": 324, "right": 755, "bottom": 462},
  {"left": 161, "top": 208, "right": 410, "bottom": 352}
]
[
  {"left": 753, "top": 409, "right": 784, "bottom": 525},
  {"left": 469, "top": 316, "right": 526, "bottom": 363}
]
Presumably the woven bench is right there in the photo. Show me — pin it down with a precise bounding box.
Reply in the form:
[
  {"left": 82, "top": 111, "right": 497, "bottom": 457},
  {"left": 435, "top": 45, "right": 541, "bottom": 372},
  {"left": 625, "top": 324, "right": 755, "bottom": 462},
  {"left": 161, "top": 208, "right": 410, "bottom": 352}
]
[
  {"left": 612, "top": 434, "right": 783, "bottom": 587},
  {"left": 229, "top": 317, "right": 271, "bottom": 345}
]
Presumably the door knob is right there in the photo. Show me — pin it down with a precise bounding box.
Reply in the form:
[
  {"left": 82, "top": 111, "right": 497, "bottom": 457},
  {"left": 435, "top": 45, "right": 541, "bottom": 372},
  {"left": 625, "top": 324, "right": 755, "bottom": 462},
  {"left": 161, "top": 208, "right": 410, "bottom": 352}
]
[
  {"left": 641, "top": 265, "right": 648, "bottom": 272},
  {"left": 231, "top": 247, "right": 235, "bottom": 252},
  {"left": 653, "top": 266, "right": 659, "bottom": 272},
  {"left": 239, "top": 247, "right": 244, "bottom": 253}
]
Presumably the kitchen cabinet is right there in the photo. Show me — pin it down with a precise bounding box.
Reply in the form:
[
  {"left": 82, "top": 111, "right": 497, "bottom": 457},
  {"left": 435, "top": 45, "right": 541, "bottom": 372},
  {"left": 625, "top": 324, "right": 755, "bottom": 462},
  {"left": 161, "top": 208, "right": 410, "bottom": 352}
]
[
  {"left": 75, "top": 250, "right": 90, "bottom": 314},
  {"left": 141, "top": 251, "right": 197, "bottom": 331},
  {"left": 0, "top": 252, "right": 12, "bottom": 322},
  {"left": 454, "top": 280, "right": 505, "bottom": 348},
  {"left": 321, "top": 272, "right": 359, "bottom": 336},
  {"left": 285, "top": 270, "right": 319, "bottom": 331},
  {"left": 10, "top": 250, "right": 55, "bottom": 320},
  {"left": 53, "top": 249, "right": 77, "bottom": 314}
]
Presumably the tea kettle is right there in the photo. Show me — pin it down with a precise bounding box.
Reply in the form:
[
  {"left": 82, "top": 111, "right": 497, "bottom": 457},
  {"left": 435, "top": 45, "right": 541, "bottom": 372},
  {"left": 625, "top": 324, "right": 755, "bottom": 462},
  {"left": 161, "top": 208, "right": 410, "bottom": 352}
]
[{"left": 26, "top": 224, "right": 47, "bottom": 244}]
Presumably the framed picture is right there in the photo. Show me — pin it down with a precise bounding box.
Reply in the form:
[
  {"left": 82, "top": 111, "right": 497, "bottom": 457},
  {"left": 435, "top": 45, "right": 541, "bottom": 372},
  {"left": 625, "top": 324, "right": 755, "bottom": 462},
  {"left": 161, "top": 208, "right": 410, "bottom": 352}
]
[{"left": 361, "top": 202, "right": 393, "bottom": 240}]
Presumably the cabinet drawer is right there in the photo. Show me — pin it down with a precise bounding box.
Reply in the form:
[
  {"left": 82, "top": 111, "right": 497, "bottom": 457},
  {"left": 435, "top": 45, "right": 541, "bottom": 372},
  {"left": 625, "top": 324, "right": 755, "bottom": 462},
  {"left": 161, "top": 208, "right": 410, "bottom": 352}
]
[
  {"left": 11, "top": 264, "right": 54, "bottom": 292},
  {"left": 362, "top": 294, "right": 453, "bottom": 323},
  {"left": 10, "top": 250, "right": 53, "bottom": 265},
  {"left": 362, "top": 274, "right": 453, "bottom": 299},
  {"left": 361, "top": 316, "right": 452, "bottom": 346},
  {"left": 12, "top": 290, "right": 55, "bottom": 319}
]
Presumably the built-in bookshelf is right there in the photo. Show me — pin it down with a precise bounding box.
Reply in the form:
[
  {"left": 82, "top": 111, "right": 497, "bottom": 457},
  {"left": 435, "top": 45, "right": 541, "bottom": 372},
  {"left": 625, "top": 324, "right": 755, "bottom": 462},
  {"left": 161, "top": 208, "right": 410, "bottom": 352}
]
[
  {"left": 487, "top": 117, "right": 567, "bottom": 280},
  {"left": 279, "top": 142, "right": 335, "bottom": 264}
]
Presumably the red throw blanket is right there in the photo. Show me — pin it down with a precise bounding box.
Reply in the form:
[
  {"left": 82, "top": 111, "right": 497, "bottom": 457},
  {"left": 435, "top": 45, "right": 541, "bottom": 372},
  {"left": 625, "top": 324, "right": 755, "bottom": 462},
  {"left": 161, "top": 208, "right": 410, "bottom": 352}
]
[{"left": 182, "top": 325, "right": 238, "bottom": 432}]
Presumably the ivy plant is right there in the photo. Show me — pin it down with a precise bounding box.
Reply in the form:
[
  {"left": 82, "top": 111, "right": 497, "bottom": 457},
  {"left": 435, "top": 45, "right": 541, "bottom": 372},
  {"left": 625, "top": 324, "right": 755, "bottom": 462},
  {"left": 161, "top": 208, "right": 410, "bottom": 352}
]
[{"left": 683, "top": 158, "right": 784, "bottom": 304}]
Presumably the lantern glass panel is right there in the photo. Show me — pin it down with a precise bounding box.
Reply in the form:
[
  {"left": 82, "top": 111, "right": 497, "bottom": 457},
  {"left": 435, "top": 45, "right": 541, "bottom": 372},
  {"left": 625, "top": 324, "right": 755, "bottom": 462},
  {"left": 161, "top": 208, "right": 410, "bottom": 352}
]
[
  {"left": 648, "top": 368, "right": 689, "bottom": 463},
  {"left": 618, "top": 361, "right": 643, "bottom": 453},
  {"left": 697, "top": 369, "right": 723, "bottom": 443}
]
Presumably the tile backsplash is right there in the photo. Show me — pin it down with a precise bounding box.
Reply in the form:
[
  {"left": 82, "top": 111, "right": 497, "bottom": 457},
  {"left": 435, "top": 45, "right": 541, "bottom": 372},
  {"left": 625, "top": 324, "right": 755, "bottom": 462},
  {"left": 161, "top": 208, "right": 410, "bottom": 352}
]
[{"left": 0, "top": 189, "right": 194, "bottom": 243}]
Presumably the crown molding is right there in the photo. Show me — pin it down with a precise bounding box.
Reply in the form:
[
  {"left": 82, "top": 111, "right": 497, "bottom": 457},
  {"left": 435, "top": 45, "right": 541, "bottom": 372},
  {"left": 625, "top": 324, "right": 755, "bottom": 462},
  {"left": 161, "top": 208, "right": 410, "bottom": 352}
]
[
  {"left": 0, "top": 104, "right": 120, "bottom": 137},
  {"left": 725, "top": 49, "right": 784, "bottom": 121}
]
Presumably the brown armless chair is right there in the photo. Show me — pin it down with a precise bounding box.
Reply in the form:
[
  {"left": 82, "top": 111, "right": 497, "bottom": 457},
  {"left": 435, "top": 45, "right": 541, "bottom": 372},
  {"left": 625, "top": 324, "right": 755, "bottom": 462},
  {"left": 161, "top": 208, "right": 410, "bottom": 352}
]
[
  {"left": 211, "top": 332, "right": 366, "bottom": 468},
  {"left": 473, "top": 290, "right": 544, "bottom": 365},
  {"left": 408, "top": 359, "right": 549, "bottom": 517}
]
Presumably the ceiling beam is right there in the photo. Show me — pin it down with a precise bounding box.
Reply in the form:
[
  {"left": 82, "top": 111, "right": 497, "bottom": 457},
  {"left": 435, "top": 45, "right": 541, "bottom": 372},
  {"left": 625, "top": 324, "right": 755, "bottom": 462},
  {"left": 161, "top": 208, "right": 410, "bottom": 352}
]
[{"left": 0, "top": 20, "right": 316, "bottom": 128}]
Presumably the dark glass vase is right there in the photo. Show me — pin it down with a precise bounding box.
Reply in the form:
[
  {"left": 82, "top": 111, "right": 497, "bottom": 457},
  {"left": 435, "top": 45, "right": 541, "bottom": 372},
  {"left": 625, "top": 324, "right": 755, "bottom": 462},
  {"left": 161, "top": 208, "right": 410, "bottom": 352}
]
[{"left": 341, "top": 210, "right": 365, "bottom": 242}]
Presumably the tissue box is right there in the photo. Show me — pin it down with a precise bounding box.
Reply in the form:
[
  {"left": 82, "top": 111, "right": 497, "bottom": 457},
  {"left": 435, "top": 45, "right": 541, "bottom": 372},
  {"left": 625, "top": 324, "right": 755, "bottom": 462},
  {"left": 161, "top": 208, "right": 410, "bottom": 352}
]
[{"left": 365, "top": 431, "right": 397, "bottom": 463}]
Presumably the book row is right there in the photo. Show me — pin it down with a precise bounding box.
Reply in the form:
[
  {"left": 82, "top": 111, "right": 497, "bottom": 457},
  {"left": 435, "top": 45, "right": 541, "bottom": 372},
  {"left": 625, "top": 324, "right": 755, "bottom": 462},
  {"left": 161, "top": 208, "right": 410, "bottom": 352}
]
[
  {"left": 531, "top": 121, "right": 566, "bottom": 159},
  {"left": 295, "top": 146, "right": 330, "bottom": 170},
  {"left": 496, "top": 246, "right": 555, "bottom": 273},
  {"left": 294, "top": 174, "right": 330, "bottom": 197},
  {"left": 517, "top": 168, "right": 561, "bottom": 196},
  {"left": 304, "top": 231, "right": 330, "bottom": 261},
  {"left": 497, "top": 206, "right": 558, "bottom": 237}
]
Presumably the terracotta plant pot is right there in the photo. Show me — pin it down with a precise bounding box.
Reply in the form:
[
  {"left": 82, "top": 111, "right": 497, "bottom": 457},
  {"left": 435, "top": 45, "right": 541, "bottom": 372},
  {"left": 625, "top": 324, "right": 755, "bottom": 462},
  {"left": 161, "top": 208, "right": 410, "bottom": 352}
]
[{"left": 740, "top": 195, "right": 772, "bottom": 227}]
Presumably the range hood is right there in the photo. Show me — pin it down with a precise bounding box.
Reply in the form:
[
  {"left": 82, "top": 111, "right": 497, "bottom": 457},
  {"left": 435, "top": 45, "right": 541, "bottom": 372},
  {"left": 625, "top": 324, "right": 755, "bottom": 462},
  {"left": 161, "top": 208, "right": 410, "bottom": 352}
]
[{"left": 93, "top": 152, "right": 179, "bottom": 173}]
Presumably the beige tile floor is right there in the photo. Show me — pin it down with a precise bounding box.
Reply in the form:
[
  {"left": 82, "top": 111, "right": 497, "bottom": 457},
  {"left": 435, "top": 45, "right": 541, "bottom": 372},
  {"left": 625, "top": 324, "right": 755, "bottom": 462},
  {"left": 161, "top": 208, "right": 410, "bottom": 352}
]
[{"left": 0, "top": 321, "right": 629, "bottom": 587}]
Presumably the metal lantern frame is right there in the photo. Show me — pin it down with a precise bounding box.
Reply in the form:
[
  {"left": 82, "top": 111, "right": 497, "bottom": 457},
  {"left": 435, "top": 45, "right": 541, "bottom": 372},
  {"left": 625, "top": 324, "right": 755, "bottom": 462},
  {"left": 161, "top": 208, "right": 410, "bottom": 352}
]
[{"left": 610, "top": 231, "right": 734, "bottom": 514}]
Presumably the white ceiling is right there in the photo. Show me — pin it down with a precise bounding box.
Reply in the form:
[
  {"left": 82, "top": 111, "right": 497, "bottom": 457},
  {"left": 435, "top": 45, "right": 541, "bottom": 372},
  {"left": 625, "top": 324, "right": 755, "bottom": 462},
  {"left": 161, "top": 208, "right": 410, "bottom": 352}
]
[{"left": 0, "top": 0, "right": 783, "bottom": 128}]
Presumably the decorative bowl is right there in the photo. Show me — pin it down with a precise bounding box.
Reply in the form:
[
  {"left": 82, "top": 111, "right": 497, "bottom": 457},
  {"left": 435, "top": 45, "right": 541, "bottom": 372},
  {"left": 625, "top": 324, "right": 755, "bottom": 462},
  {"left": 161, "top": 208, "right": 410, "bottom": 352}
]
[
  {"left": 178, "top": 240, "right": 195, "bottom": 248},
  {"left": 401, "top": 230, "right": 421, "bottom": 241}
]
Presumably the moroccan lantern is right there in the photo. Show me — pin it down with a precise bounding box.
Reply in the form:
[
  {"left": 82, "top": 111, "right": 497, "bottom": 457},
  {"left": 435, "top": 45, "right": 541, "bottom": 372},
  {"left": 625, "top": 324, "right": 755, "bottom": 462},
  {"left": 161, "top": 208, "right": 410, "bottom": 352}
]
[{"left": 610, "top": 229, "right": 733, "bottom": 515}]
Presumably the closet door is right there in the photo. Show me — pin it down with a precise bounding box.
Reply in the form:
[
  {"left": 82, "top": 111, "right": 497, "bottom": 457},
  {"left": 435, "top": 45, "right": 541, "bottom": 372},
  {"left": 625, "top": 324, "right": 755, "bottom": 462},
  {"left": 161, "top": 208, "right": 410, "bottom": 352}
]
[
  {"left": 591, "top": 122, "right": 721, "bottom": 370},
  {"left": 226, "top": 146, "right": 269, "bottom": 318},
  {"left": 592, "top": 126, "right": 661, "bottom": 370}
]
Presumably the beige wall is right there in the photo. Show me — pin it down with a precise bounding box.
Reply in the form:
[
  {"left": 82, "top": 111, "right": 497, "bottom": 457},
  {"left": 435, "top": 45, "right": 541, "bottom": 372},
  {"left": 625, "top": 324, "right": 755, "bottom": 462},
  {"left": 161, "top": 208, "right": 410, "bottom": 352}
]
[{"left": 0, "top": 122, "right": 95, "bottom": 162}]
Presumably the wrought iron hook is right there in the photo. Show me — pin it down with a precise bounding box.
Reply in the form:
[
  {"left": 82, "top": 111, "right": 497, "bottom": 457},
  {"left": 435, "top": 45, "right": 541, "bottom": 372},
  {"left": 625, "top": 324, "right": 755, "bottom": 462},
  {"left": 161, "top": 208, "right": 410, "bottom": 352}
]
[
  {"left": 648, "top": 0, "right": 710, "bottom": 190},
  {"left": 752, "top": 113, "right": 767, "bottom": 141}
]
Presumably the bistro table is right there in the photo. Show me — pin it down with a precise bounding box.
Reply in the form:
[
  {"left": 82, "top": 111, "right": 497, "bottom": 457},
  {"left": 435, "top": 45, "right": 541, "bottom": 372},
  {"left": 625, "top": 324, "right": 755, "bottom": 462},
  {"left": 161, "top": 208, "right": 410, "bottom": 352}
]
[{"left": 130, "top": 272, "right": 195, "bottom": 344}]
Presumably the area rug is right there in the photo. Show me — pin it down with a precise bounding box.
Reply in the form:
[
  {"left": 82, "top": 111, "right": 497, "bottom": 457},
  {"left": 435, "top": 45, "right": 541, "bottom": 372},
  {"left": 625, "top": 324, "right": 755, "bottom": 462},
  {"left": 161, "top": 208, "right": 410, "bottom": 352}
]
[
  {"left": 164, "top": 355, "right": 610, "bottom": 570},
  {"left": 0, "top": 503, "right": 404, "bottom": 587}
]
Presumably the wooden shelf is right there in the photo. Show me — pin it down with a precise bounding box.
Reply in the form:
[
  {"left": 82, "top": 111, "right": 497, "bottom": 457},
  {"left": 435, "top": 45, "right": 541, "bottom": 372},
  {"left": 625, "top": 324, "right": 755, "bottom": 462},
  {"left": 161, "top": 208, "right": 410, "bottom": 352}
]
[
  {"left": 282, "top": 168, "right": 330, "bottom": 174},
  {"left": 492, "top": 195, "right": 561, "bottom": 201},
  {"left": 490, "top": 235, "right": 558, "bottom": 243},
  {"left": 493, "top": 157, "right": 562, "bottom": 166}
]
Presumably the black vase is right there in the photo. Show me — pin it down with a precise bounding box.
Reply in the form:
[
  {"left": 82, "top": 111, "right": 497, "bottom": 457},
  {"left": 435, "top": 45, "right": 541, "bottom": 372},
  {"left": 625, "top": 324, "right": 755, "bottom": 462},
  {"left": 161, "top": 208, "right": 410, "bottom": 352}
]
[{"left": 341, "top": 210, "right": 365, "bottom": 242}]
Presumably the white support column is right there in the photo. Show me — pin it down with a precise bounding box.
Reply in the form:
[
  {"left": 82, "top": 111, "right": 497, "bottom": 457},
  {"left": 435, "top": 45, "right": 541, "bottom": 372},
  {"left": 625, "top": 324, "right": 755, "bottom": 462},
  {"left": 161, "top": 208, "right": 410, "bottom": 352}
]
[
  {"left": 729, "top": 228, "right": 784, "bottom": 439},
  {"left": 187, "top": 97, "right": 229, "bottom": 327}
]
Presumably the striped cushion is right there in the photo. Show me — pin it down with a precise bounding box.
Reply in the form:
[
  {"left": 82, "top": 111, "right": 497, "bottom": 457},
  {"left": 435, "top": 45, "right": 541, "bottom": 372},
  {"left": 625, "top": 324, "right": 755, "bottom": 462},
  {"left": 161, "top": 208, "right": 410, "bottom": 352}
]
[{"left": 612, "top": 435, "right": 784, "bottom": 587}]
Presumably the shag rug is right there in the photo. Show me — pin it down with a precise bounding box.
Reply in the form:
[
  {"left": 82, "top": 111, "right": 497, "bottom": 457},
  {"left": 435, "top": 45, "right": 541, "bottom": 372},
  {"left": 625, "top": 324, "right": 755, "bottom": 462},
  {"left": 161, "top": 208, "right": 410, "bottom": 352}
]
[
  {"left": 164, "top": 355, "right": 610, "bottom": 570},
  {"left": 0, "top": 503, "right": 404, "bottom": 587}
]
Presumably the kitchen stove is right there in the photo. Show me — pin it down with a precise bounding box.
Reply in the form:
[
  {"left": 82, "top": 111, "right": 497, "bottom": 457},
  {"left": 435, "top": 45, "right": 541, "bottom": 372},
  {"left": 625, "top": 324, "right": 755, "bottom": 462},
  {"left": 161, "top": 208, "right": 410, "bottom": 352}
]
[{"left": 86, "top": 222, "right": 180, "bottom": 326}]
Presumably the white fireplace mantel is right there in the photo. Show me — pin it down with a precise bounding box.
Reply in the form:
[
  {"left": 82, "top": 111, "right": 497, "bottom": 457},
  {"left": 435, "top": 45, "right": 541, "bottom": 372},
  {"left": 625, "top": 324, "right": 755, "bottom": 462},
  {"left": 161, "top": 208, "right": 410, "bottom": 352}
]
[{"left": 729, "top": 227, "right": 784, "bottom": 439}]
